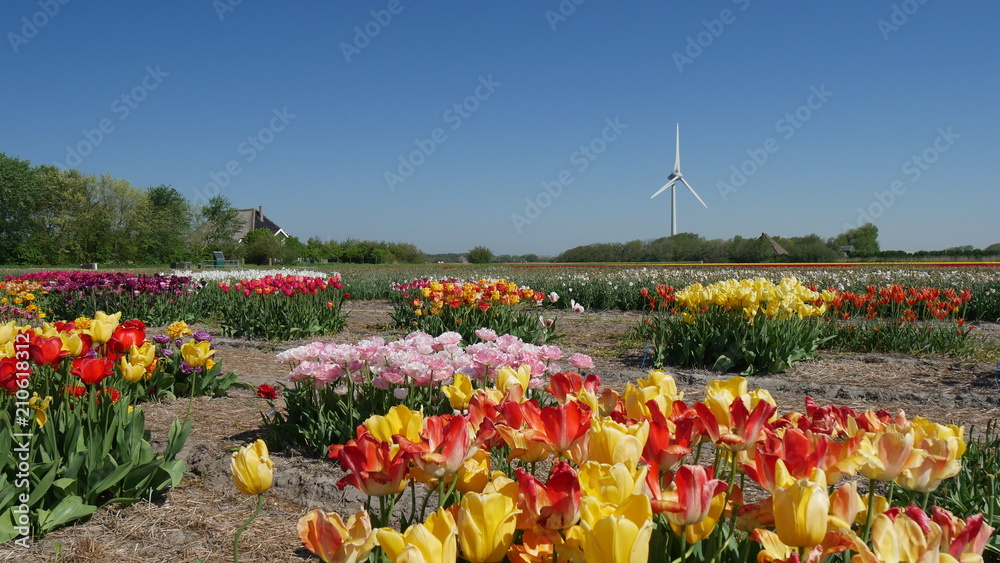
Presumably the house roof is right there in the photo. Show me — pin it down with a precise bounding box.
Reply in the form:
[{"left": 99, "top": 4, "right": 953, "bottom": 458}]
[
  {"left": 234, "top": 207, "right": 289, "bottom": 242},
  {"left": 759, "top": 233, "right": 789, "bottom": 255}
]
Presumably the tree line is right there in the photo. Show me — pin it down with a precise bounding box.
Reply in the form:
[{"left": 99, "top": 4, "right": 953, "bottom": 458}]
[
  {"left": 0, "top": 153, "right": 425, "bottom": 266},
  {"left": 555, "top": 226, "right": 1000, "bottom": 263}
]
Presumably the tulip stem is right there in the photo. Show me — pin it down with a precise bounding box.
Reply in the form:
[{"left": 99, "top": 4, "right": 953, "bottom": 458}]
[
  {"left": 861, "top": 479, "right": 877, "bottom": 545},
  {"left": 233, "top": 494, "right": 264, "bottom": 563}
]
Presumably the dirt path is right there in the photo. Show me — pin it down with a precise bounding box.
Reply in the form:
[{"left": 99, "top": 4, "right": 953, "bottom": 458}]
[{"left": 7, "top": 301, "right": 999, "bottom": 562}]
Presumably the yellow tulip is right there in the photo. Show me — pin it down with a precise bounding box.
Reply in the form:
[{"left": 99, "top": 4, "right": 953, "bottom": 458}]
[
  {"left": 0, "top": 321, "right": 17, "bottom": 346},
  {"left": 297, "top": 509, "right": 375, "bottom": 563},
  {"left": 581, "top": 419, "right": 648, "bottom": 468},
  {"left": 497, "top": 364, "right": 531, "bottom": 400},
  {"left": 772, "top": 468, "right": 829, "bottom": 548},
  {"left": 129, "top": 342, "right": 157, "bottom": 369},
  {"left": 365, "top": 404, "right": 423, "bottom": 443},
  {"left": 581, "top": 494, "right": 653, "bottom": 563},
  {"left": 860, "top": 426, "right": 927, "bottom": 482},
  {"left": 442, "top": 373, "right": 473, "bottom": 410},
  {"left": 454, "top": 450, "right": 491, "bottom": 495},
  {"left": 457, "top": 490, "right": 519, "bottom": 563},
  {"left": 231, "top": 439, "right": 274, "bottom": 495},
  {"left": 89, "top": 311, "right": 121, "bottom": 343},
  {"left": 118, "top": 357, "right": 146, "bottom": 383},
  {"left": 28, "top": 393, "right": 51, "bottom": 428},
  {"left": 180, "top": 340, "right": 215, "bottom": 368},
  {"left": 377, "top": 508, "right": 457, "bottom": 563},
  {"left": 35, "top": 323, "right": 58, "bottom": 338},
  {"left": 577, "top": 461, "right": 649, "bottom": 507},
  {"left": 59, "top": 331, "right": 88, "bottom": 357},
  {"left": 894, "top": 438, "right": 963, "bottom": 493},
  {"left": 672, "top": 492, "right": 727, "bottom": 544}
]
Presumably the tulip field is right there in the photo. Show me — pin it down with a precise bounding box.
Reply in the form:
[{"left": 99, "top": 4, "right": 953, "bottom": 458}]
[{"left": 2, "top": 263, "right": 1000, "bottom": 562}]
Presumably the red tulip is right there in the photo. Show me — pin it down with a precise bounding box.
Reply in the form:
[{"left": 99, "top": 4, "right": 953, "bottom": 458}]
[
  {"left": 108, "top": 319, "right": 146, "bottom": 353},
  {"left": 519, "top": 400, "right": 592, "bottom": 455},
  {"left": 657, "top": 464, "right": 728, "bottom": 526},
  {"left": 0, "top": 358, "right": 29, "bottom": 392},
  {"left": 71, "top": 356, "right": 115, "bottom": 385},
  {"left": 695, "top": 396, "right": 775, "bottom": 451},
  {"left": 396, "top": 414, "right": 477, "bottom": 479},
  {"left": 516, "top": 461, "right": 581, "bottom": 531},
  {"left": 329, "top": 432, "right": 410, "bottom": 497},
  {"left": 643, "top": 406, "right": 694, "bottom": 473},
  {"left": 29, "top": 336, "right": 69, "bottom": 366}
]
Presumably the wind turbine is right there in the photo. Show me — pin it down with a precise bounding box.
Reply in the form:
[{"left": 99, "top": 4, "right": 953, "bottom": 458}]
[{"left": 650, "top": 124, "right": 708, "bottom": 236}]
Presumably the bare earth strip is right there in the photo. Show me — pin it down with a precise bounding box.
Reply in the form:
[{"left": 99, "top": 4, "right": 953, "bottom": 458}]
[{"left": 5, "top": 300, "right": 998, "bottom": 562}]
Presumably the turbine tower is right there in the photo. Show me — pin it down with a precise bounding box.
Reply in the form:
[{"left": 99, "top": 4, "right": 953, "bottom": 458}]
[{"left": 650, "top": 124, "right": 708, "bottom": 236}]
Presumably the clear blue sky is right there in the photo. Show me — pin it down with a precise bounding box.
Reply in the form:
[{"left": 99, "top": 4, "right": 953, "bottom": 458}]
[{"left": 4, "top": 1, "right": 998, "bottom": 256}]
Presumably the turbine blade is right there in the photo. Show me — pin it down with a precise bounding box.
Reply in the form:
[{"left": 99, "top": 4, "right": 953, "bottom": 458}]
[
  {"left": 681, "top": 177, "right": 708, "bottom": 208},
  {"left": 650, "top": 180, "right": 675, "bottom": 199},
  {"left": 674, "top": 123, "right": 681, "bottom": 173}
]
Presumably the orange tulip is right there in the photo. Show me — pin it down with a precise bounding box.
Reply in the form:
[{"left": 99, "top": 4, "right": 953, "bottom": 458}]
[{"left": 297, "top": 509, "right": 375, "bottom": 563}]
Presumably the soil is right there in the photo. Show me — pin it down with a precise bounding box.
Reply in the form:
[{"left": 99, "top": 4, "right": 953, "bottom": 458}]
[{"left": 5, "top": 301, "right": 999, "bottom": 562}]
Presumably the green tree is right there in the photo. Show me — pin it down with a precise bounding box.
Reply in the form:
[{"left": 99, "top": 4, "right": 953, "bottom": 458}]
[
  {"left": 32, "top": 166, "right": 93, "bottom": 264},
  {"left": 198, "top": 195, "right": 241, "bottom": 257},
  {"left": 832, "top": 223, "right": 880, "bottom": 255},
  {"left": 467, "top": 246, "right": 494, "bottom": 264},
  {"left": 0, "top": 153, "right": 45, "bottom": 264},
  {"left": 242, "top": 228, "right": 283, "bottom": 265},
  {"left": 144, "top": 185, "right": 194, "bottom": 263}
]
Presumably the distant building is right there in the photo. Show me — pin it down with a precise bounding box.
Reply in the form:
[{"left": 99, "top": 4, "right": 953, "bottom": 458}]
[
  {"left": 235, "top": 206, "right": 290, "bottom": 243},
  {"left": 759, "top": 233, "right": 789, "bottom": 255}
]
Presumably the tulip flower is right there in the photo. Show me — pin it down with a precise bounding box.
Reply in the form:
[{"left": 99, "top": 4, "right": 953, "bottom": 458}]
[
  {"left": 859, "top": 426, "right": 927, "bottom": 482},
  {"left": 507, "top": 529, "right": 554, "bottom": 563},
  {"left": 580, "top": 494, "right": 653, "bottom": 563},
  {"left": 519, "top": 400, "right": 592, "bottom": 456},
  {"left": 457, "top": 489, "right": 520, "bottom": 563},
  {"left": 27, "top": 393, "right": 51, "bottom": 428},
  {"left": 107, "top": 319, "right": 146, "bottom": 353},
  {"left": 578, "top": 461, "right": 649, "bottom": 508},
  {"left": 89, "top": 311, "right": 121, "bottom": 343},
  {"left": 376, "top": 508, "right": 457, "bottom": 563},
  {"left": 658, "top": 464, "right": 728, "bottom": 527},
  {"left": 582, "top": 418, "right": 649, "bottom": 468},
  {"left": 166, "top": 320, "right": 192, "bottom": 340},
  {"left": 329, "top": 432, "right": 409, "bottom": 497},
  {"left": 231, "top": 439, "right": 274, "bottom": 562},
  {"left": 516, "top": 461, "right": 582, "bottom": 531},
  {"left": 128, "top": 342, "right": 157, "bottom": 372},
  {"left": 364, "top": 404, "right": 424, "bottom": 443},
  {"left": 642, "top": 407, "right": 694, "bottom": 474},
  {"left": 180, "top": 340, "right": 215, "bottom": 368},
  {"left": 59, "top": 331, "right": 92, "bottom": 358},
  {"left": 454, "top": 449, "right": 492, "bottom": 495},
  {"left": 396, "top": 414, "right": 477, "bottom": 479},
  {"left": 772, "top": 468, "right": 830, "bottom": 548},
  {"left": 442, "top": 372, "right": 474, "bottom": 410},
  {"left": 118, "top": 357, "right": 146, "bottom": 383},
  {"left": 0, "top": 321, "right": 16, "bottom": 346},
  {"left": 297, "top": 509, "right": 375, "bottom": 563},
  {"left": 70, "top": 356, "right": 115, "bottom": 385},
  {"left": 497, "top": 364, "right": 532, "bottom": 401},
  {"left": 28, "top": 335, "right": 69, "bottom": 366},
  {"left": 231, "top": 439, "right": 274, "bottom": 496}
]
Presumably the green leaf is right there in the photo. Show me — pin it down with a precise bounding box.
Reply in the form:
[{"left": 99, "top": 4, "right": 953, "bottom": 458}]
[{"left": 36, "top": 496, "right": 97, "bottom": 535}]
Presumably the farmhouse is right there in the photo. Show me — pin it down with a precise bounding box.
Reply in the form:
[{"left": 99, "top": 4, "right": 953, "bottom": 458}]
[{"left": 235, "top": 206, "right": 290, "bottom": 243}]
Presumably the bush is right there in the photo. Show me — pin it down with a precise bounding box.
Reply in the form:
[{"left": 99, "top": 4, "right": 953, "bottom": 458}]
[{"left": 467, "top": 246, "right": 493, "bottom": 264}]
